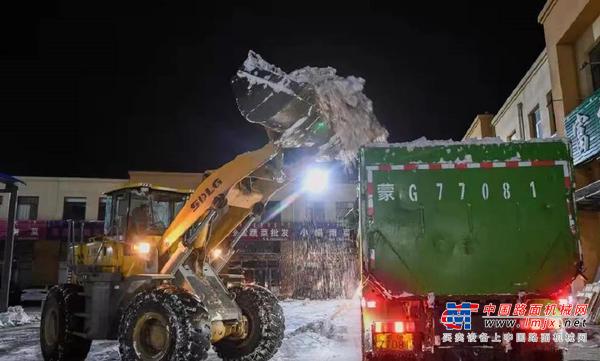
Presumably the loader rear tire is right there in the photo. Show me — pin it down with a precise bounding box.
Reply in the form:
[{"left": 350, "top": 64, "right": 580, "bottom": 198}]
[
  {"left": 213, "top": 285, "right": 285, "bottom": 361},
  {"left": 40, "top": 284, "right": 91, "bottom": 361},
  {"left": 118, "top": 285, "right": 211, "bottom": 361}
]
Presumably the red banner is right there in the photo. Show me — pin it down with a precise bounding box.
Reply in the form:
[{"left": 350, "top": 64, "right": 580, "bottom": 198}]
[{"left": 0, "top": 220, "right": 48, "bottom": 240}]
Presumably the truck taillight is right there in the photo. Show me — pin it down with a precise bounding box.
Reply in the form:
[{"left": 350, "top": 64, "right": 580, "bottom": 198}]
[
  {"left": 375, "top": 322, "right": 383, "bottom": 333},
  {"left": 395, "top": 321, "right": 416, "bottom": 333},
  {"left": 558, "top": 297, "right": 572, "bottom": 305},
  {"left": 373, "top": 321, "right": 416, "bottom": 334},
  {"left": 551, "top": 285, "right": 571, "bottom": 304},
  {"left": 394, "top": 321, "right": 404, "bottom": 333},
  {"left": 361, "top": 297, "right": 377, "bottom": 309}
]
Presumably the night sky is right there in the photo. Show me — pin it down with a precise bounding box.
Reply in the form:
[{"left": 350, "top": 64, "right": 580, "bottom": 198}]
[{"left": 1, "top": 1, "right": 546, "bottom": 178}]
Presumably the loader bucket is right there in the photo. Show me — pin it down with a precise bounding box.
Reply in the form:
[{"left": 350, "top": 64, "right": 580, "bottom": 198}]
[
  {"left": 232, "top": 50, "right": 388, "bottom": 162},
  {"left": 232, "top": 52, "right": 334, "bottom": 149}
]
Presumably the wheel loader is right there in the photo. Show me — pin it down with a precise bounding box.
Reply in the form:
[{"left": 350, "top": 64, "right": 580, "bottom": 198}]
[{"left": 39, "top": 51, "right": 387, "bottom": 361}]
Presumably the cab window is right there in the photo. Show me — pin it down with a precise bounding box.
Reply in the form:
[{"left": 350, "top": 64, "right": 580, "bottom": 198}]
[
  {"left": 113, "top": 192, "right": 130, "bottom": 240},
  {"left": 127, "top": 189, "right": 187, "bottom": 239}
]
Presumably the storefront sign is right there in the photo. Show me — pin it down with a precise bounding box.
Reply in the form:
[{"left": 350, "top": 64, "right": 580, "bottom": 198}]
[
  {"left": 232, "top": 222, "right": 354, "bottom": 242},
  {"left": 232, "top": 223, "right": 291, "bottom": 241},
  {"left": 565, "top": 89, "right": 600, "bottom": 165}
]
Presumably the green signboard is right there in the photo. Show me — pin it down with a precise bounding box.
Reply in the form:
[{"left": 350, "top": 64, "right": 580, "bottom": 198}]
[{"left": 565, "top": 88, "right": 600, "bottom": 165}]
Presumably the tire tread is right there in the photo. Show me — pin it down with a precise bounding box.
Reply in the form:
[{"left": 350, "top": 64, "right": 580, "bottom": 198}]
[
  {"left": 118, "top": 285, "right": 211, "bottom": 361},
  {"left": 213, "top": 285, "right": 285, "bottom": 361},
  {"left": 40, "top": 284, "right": 91, "bottom": 361}
]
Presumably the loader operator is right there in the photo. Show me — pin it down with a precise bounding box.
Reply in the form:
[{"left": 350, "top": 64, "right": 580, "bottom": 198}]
[{"left": 129, "top": 202, "right": 151, "bottom": 238}]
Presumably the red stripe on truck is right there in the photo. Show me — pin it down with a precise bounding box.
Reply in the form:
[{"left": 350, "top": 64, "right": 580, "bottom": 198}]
[
  {"left": 379, "top": 164, "right": 392, "bottom": 172},
  {"left": 533, "top": 160, "right": 555, "bottom": 167}
]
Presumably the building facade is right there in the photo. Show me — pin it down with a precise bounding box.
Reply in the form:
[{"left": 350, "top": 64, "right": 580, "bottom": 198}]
[
  {"left": 464, "top": 51, "right": 555, "bottom": 141},
  {"left": 465, "top": 0, "right": 600, "bottom": 282},
  {"left": 0, "top": 171, "right": 357, "bottom": 225},
  {"left": 1, "top": 169, "right": 358, "bottom": 296},
  {"left": 539, "top": 0, "right": 600, "bottom": 284},
  {"left": 0, "top": 176, "right": 126, "bottom": 222}
]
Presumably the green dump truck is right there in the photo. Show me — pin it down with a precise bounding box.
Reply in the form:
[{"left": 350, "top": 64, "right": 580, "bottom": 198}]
[{"left": 358, "top": 139, "right": 582, "bottom": 361}]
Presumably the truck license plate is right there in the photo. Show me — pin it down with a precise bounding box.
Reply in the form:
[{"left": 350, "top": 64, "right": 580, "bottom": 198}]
[{"left": 374, "top": 333, "right": 414, "bottom": 351}]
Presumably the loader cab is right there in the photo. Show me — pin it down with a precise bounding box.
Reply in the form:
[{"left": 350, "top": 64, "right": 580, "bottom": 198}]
[{"left": 103, "top": 184, "right": 190, "bottom": 242}]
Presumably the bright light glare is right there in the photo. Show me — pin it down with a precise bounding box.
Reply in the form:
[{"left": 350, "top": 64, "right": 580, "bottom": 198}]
[
  {"left": 133, "top": 242, "right": 151, "bottom": 254},
  {"left": 394, "top": 321, "right": 404, "bottom": 333},
  {"left": 212, "top": 248, "right": 223, "bottom": 258},
  {"left": 302, "top": 168, "right": 330, "bottom": 193}
]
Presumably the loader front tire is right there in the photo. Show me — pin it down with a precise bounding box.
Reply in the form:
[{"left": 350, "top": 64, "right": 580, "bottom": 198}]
[
  {"left": 119, "top": 285, "right": 211, "bottom": 361},
  {"left": 214, "top": 285, "right": 285, "bottom": 361},
  {"left": 40, "top": 284, "right": 91, "bottom": 361}
]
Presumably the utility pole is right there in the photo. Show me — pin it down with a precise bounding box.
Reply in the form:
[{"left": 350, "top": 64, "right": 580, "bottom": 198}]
[{"left": 0, "top": 175, "right": 23, "bottom": 312}]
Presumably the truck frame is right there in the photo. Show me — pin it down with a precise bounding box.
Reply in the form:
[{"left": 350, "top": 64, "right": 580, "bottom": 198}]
[{"left": 358, "top": 139, "right": 581, "bottom": 361}]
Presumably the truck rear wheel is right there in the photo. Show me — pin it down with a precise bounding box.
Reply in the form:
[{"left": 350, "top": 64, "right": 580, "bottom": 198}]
[
  {"left": 213, "top": 285, "right": 285, "bottom": 361},
  {"left": 40, "top": 284, "right": 91, "bottom": 361},
  {"left": 118, "top": 285, "right": 211, "bottom": 361}
]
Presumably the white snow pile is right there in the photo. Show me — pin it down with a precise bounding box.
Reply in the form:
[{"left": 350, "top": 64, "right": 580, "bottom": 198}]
[
  {"left": 0, "top": 306, "right": 34, "bottom": 328},
  {"left": 372, "top": 136, "right": 569, "bottom": 151},
  {"left": 269, "top": 299, "right": 361, "bottom": 361},
  {"left": 238, "top": 50, "right": 388, "bottom": 164},
  {"left": 287, "top": 317, "right": 346, "bottom": 341}
]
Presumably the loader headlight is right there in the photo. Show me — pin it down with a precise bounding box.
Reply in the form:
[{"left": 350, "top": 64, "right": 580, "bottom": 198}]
[
  {"left": 302, "top": 167, "right": 330, "bottom": 194},
  {"left": 211, "top": 248, "right": 223, "bottom": 258},
  {"left": 133, "top": 241, "right": 151, "bottom": 255}
]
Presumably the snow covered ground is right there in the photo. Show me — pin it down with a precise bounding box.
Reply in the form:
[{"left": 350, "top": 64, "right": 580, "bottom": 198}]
[
  {"left": 0, "top": 299, "right": 361, "bottom": 361},
  {"left": 0, "top": 300, "right": 598, "bottom": 361},
  {"left": 0, "top": 306, "right": 36, "bottom": 328},
  {"left": 267, "top": 299, "right": 361, "bottom": 361}
]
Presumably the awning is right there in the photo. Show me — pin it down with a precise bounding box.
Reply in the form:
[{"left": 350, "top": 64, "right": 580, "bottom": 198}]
[
  {"left": 0, "top": 173, "right": 24, "bottom": 185},
  {"left": 575, "top": 179, "right": 600, "bottom": 210}
]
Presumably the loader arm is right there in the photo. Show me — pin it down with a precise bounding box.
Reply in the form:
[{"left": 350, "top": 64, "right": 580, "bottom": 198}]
[{"left": 158, "top": 142, "right": 286, "bottom": 258}]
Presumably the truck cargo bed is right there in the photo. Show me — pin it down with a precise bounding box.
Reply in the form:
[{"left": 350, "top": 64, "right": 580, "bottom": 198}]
[{"left": 359, "top": 139, "right": 580, "bottom": 296}]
